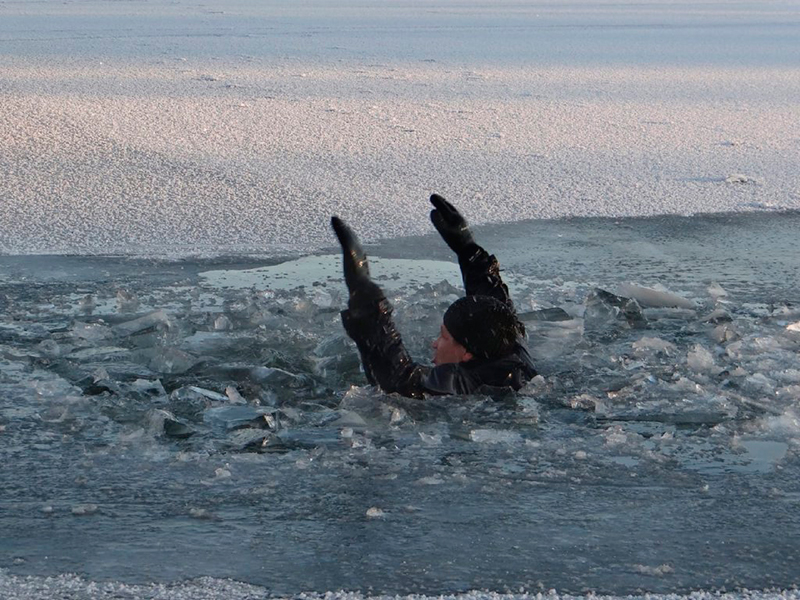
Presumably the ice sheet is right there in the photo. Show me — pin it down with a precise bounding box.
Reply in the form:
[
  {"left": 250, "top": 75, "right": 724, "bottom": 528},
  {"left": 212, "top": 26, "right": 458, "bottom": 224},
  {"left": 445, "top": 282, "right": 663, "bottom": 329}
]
[{"left": 1, "top": 0, "right": 799, "bottom": 256}]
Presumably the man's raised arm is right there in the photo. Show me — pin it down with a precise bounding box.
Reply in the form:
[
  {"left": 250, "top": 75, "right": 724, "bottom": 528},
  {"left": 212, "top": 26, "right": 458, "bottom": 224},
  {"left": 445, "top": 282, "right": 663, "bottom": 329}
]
[{"left": 429, "top": 194, "right": 514, "bottom": 308}]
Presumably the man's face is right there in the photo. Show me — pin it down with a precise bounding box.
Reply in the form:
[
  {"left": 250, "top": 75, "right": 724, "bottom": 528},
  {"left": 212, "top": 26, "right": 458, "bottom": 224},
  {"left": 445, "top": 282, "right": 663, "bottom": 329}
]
[{"left": 432, "top": 324, "right": 473, "bottom": 366}]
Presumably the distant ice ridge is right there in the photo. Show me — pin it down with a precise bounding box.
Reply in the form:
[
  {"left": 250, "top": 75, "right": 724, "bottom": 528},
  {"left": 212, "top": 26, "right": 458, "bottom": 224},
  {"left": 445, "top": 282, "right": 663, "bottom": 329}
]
[{"left": 2, "top": 571, "right": 800, "bottom": 600}]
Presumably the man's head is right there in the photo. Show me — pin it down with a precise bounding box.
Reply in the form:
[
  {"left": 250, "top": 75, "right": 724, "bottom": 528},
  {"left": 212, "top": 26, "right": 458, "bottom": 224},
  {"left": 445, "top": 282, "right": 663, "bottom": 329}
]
[{"left": 432, "top": 295, "right": 520, "bottom": 365}]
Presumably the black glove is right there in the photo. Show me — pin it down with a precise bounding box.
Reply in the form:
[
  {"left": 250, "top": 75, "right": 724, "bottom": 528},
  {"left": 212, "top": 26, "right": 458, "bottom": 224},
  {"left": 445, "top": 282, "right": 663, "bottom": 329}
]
[
  {"left": 331, "top": 216, "right": 384, "bottom": 305},
  {"left": 429, "top": 194, "right": 478, "bottom": 257}
]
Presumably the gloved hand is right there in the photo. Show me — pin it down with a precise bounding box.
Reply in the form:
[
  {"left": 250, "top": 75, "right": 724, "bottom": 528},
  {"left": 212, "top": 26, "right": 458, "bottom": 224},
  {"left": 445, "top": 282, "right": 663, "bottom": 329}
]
[
  {"left": 429, "top": 194, "right": 477, "bottom": 257},
  {"left": 331, "top": 216, "right": 384, "bottom": 305}
]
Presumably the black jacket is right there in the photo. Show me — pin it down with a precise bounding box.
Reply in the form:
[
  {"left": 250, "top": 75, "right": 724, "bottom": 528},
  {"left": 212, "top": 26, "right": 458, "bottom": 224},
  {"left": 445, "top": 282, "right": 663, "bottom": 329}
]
[{"left": 341, "top": 245, "right": 536, "bottom": 398}]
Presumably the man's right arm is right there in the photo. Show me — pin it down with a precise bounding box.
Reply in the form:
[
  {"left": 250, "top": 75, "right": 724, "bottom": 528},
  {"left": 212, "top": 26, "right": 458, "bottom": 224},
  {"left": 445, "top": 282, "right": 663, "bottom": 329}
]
[{"left": 430, "top": 194, "right": 515, "bottom": 309}]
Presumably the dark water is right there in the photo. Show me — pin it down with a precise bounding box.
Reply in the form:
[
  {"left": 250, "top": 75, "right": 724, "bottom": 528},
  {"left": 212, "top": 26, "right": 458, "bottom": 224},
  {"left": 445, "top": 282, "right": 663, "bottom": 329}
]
[{"left": 1, "top": 211, "right": 800, "bottom": 597}]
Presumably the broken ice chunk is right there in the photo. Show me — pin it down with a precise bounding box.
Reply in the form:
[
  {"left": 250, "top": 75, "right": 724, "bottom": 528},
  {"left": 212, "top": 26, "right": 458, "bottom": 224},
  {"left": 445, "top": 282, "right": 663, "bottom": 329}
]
[
  {"left": 707, "top": 282, "right": 728, "bottom": 302},
  {"left": 584, "top": 288, "right": 646, "bottom": 331},
  {"left": 116, "top": 289, "right": 139, "bottom": 312},
  {"left": 632, "top": 336, "right": 677, "bottom": 357},
  {"left": 213, "top": 314, "right": 232, "bottom": 331},
  {"left": 169, "top": 386, "right": 215, "bottom": 419},
  {"left": 686, "top": 344, "right": 720, "bottom": 375},
  {"left": 617, "top": 283, "right": 696, "bottom": 310},
  {"left": 71, "top": 504, "right": 99, "bottom": 516},
  {"left": 188, "top": 386, "right": 228, "bottom": 402},
  {"left": 71, "top": 321, "right": 112, "bottom": 343},
  {"left": 79, "top": 294, "right": 96, "bottom": 314},
  {"left": 204, "top": 405, "right": 279, "bottom": 431},
  {"left": 225, "top": 386, "right": 247, "bottom": 405},
  {"left": 518, "top": 307, "right": 572, "bottom": 322},
  {"left": 146, "top": 347, "right": 197, "bottom": 374},
  {"left": 469, "top": 429, "right": 523, "bottom": 444},
  {"left": 112, "top": 310, "right": 174, "bottom": 337},
  {"left": 703, "top": 308, "right": 732, "bottom": 324}
]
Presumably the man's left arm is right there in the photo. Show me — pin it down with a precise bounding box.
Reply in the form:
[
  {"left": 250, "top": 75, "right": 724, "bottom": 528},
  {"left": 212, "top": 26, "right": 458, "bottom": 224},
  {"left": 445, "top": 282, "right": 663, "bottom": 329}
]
[{"left": 332, "top": 216, "right": 438, "bottom": 398}]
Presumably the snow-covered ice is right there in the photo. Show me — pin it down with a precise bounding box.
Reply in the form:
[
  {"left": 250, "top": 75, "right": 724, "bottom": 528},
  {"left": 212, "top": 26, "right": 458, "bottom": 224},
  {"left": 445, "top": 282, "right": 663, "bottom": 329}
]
[{"left": 0, "top": 0, "right": 799, "bottom": 256}]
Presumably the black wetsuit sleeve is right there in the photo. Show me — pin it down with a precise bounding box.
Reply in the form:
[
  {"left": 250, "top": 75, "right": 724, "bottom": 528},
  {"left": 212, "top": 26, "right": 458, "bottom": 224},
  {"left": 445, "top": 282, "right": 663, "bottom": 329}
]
[
  {"left": 341, "top": 297, "right": 478, "bottom": 398},
  {"left": 459, "top": 245, "right": 514, "bottom": 307},
  {"left": 341, "top": 297, "right": 428, "bottom": 398}
]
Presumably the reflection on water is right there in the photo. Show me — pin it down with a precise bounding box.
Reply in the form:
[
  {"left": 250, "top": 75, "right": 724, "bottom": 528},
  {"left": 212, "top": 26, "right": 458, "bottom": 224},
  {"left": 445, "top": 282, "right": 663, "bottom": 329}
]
[{"left": 1, "top": 212, "right": 799, "bottom": 597}]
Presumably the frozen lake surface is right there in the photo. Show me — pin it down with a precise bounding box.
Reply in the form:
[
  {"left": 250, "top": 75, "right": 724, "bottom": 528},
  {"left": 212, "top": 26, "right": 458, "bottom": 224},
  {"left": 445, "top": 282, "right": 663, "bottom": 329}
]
[
  {"left": 2, "top": 0, "right": 800, "bottom": 597},
  {"left": 1, "top": 0, "right": 799, "bottom": 256},
  {"left": 1, "top": 212, "right": 800, "bottom": 598}
]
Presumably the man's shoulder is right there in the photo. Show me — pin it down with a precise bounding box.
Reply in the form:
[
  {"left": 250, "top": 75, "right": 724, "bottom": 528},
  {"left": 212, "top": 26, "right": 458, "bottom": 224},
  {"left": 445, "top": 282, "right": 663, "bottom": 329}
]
[{"left": 424, "top": 345, "right": 536, "bottom": 396}]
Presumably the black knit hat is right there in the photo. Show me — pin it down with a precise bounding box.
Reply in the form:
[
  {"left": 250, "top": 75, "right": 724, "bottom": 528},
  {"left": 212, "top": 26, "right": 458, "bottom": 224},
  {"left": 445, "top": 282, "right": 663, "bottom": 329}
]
[{"left": 442, "top": 296, "right": 520, "bottom": 360}]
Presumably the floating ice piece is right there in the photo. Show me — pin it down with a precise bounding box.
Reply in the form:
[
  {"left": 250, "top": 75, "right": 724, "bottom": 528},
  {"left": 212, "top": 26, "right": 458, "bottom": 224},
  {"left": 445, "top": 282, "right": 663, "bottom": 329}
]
[
  {"left": 469, "top": 428, "right": 523, "bottom": 444},
  {"left": 584, "top": 288, "right": 645, "bottom": 331},
  {"left": 248, "top": 366, "right": 305, "bottom": 387},
  {"left": 204, "top": 405, "right": 278, "bottom": 431},
  {"left": 633, "top": 563, "right": 674, "bottom": 576},
  {"left": 707, "top": 282, "right": 728, "bottom": 301},
  {"left": 169, "top": 386, "right": 215, "bottom": 419},
  {"left": 760, "top": 409, "right": 800, "bottom": 437},
  {"left": 744, "top": 373, "right": 775, "bottom": 392},
  {"left": 68, "top": 346, "right": 128, "bottom": 361},
  {"left": 366, "top": 507, "right": 385, "bottom": 518},
  {"left": 418, "top": 432, "right": 442, "bottom": 445},
  {"left": 416, "top": 476, "right": 445, "bottom": 485},
  {"left": 71, "top": 321, "right": 112, "bottom": 342},
  {"left": 225, "top": 386, "right": 247, "bottom": 405},
  {"left": 329, "top": 409, "right": 368, "bottom": 429},
  {"left": 130, "top": 378, "right": 167, "bottom": 397},
  {"left": 79, "top": 294, "right": 96, "bottom": 313},
  {"left": 181, "top": 331, "right": 244, "bottom": 355},
  {"left": 38, "top": 405, "right": 71, "bottom": 423},
  {"left": 112, "top": 310, "right": 173, "bottom": 337},
  {"left": 227, "top": 429, "right": 278, "bottom": 453},
  {"left": 189, "top": 386, "right": 228, "bottom": 402},
  {"left": 310, "top": 287, "right": 336, "bottom": 309},
  {"left": 519, "top": 317, "right": 584, "bottom": 362},
  {"left": 71, "top": 504, "right": 99, "bottom": 516},
  {"left": 37, "top": 339, "right": 61, "bottom": 357},
  {"left": 390, "top": 407, "right": 406, "bottom": 425},
  {"left": 703, "top": 308, "right": 732, "bottom": 324},
  {"left": 148, "top": 408, "right": 193, "bottom": 438},
  {"left": 163, "top": 419, "right": 194, "bottom": 439},
  {"left": 518, "top": 307, "right": 572, "bottom": 322},
  {"left": 710, "top": 323, "right": 737, "bottom": 344},
  {"left": 617, "top": 283, "right": 696, "bottom": 309},
  {"left": 568, "top": 393, "right": 598, "bottom": 410},
  {"left": 214, "top": 467, "right": 232, "bottom": 479},
  {"left": 116, "top": 289, "right": 139, "bottom": 312},
  {"left": 213, "top": 314, "right": 232, "bottom": 331},
  {"left": 147, "top": 347, "right": 197, "bottom": 374},
  {"left": 313, "top": 334, "right": 352, "bottom": 358},
  {"left": 632, "top": 336, "right": 677, "bottom": 357},
  {"left": 686, "top": 344, "right": 719, "bottom": 374}
]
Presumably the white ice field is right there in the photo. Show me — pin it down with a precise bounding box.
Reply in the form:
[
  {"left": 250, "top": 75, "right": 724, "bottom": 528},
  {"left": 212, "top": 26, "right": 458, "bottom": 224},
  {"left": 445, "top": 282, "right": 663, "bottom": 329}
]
[{"left": 0, "top": 0, "right": 798, "bottom": 256}]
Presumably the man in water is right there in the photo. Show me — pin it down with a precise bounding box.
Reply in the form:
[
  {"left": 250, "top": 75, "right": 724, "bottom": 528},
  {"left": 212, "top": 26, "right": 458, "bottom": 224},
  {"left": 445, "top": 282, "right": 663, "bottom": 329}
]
[{"left": 331, "top": 194, "right": 536, "bottom": 398}]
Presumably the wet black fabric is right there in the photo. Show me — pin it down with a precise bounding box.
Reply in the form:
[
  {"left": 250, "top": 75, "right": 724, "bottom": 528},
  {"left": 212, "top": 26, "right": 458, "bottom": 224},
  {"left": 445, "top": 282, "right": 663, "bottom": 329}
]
[{"left": 341, "top": 245, "right": 537, "bottom": 398}]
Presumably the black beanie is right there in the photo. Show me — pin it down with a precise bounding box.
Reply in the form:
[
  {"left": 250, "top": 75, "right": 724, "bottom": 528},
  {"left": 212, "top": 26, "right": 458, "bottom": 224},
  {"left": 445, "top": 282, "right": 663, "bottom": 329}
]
[{"left": 442, "top": 296, "right": 519, "bottom": 360}]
